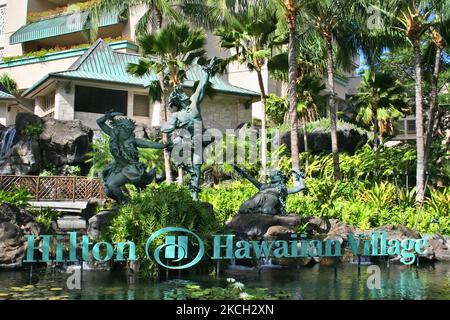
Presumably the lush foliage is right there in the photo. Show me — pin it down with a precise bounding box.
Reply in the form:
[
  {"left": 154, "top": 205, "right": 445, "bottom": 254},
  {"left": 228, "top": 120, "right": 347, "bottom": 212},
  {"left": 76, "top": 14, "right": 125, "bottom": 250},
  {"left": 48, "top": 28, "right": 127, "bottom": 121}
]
[
  {"left": 0, "top": 74, "right": 19, "bottom": 95},
  {"left": 266, "top": 94, "right": 289, "bottom": 125},
  {"left": 103, "top": 183, "right": 221, "bottom": 278},
  {"left": 29, "top": 208, "right": 61, "bottom": 233},
  {"left": 202, "top": 143, "right": 449, "bottom": 235},
  {"left": 22, "top": 123, "right": 44, "bottom": 138},
  {"left": 352, "top": 70, "right": 410, "bottom": 141},
  {"left": 27, "top": 0, "right": 99, "bottom": 23},
  {"left": 127, "top": 22, "right": 207, "bottom": 98},
  {"left": 86, "top": 132, "right": 165, "bottom": 179},
  {"left": 0, "top": 188, "right": 31, "bottom": 206},
  {"left": 166, "top": 278, "right": 289, "bottom": 300},
  {"left": 40, "top": 165, "right": 82, "bottom": 177},
  {"left": 201, "top": 181, "right": 257, "bottom": 224}
]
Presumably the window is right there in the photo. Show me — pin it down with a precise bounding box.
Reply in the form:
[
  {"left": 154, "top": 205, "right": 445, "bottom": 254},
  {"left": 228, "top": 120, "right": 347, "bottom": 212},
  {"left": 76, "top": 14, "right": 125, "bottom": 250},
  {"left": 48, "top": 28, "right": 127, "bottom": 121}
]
[
  {"left": 74, "top": 86, "right": 127, "bottom": 114},
  {"left": 133, "top": 94, "right": 150, "bottom": 117},
  {"left": 407, "top": 120, "right": 416, "bottom": 133},
  {"left": 43, "top": 91, "right": 55, "bottom": 112},
  {"left": 0, "top": 5, "right": 6, "bottom": 35}
]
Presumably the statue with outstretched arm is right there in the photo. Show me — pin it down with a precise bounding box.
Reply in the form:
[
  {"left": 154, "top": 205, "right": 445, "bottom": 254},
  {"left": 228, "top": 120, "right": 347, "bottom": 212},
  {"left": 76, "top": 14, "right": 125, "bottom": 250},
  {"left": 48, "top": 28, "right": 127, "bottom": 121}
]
[
  {"left": 232, "top": 164, "right": 307, "bottom": 215},
  {"left": 97, "top": 112, "right": 171, "bottom": 203},
  {"left": 161, "top": 57, "right": 218, "bottom": 201}
]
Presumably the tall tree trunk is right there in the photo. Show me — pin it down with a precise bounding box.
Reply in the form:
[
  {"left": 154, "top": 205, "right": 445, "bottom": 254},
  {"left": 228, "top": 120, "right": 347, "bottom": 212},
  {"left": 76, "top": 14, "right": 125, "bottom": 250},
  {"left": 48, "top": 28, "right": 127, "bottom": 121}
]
[
  {"left": 424, "top": 32, "right": 443, "bottom": 172},
  {"left": 159, "top": 74, "right": 173, "bottom": 183},
  {"left": 413, "top": 39, "right": 425, "bottom": 203},
  {"left": 302, "top": 117, "right": 309, "bottom": 171},
  {"left": 155, "top": 8, "right": 173, "bottom": 183},
  {"left": 372, "top": 98, "right": 379, "bottom": 149},
  {"left": 286, "top": 2, "right": 300, "bottom": 185},
  {"left": 325, "top": 37, "right": 341, "bottom": 180},
  {"left": 257, "top": 69, "right": 267, "bottom": 182}
]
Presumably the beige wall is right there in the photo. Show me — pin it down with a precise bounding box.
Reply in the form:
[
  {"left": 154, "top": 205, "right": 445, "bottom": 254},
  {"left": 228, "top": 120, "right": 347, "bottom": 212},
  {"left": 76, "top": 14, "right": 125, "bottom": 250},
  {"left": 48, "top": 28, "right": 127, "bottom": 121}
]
[
  {"left": 202, "top": 95, "right": 252, "bottom": 132},
  {"left": 123, "top": 4, "right": 147, "bottom": 41},
  {"left": 3, "top": 1, "right": 28, "bottom": 57},
  {"left": 0, "top": 103, "right": 7, "bottom": 126},
  {"left": 0, "top": 102, "right": 24, "bottom": 126},
  {"left": 0, "top": 56, "right": 79, "bottom": 90}
]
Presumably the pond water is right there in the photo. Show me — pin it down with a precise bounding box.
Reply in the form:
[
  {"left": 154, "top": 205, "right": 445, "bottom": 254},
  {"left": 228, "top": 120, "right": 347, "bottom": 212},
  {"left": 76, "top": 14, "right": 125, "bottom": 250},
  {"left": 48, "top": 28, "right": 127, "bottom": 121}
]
[{"left": 0, "top": 263, "right": 449, "bottom": 300}]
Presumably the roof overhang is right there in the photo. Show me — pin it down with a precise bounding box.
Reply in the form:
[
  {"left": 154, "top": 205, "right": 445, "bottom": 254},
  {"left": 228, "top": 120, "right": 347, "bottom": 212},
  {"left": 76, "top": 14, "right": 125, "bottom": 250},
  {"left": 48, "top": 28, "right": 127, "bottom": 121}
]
[
  {"left": 23, "top": 74, "right": 261, "bottom": 102},
  {"left": 10, "top": 11, "right": 125, "bottom": 45}
]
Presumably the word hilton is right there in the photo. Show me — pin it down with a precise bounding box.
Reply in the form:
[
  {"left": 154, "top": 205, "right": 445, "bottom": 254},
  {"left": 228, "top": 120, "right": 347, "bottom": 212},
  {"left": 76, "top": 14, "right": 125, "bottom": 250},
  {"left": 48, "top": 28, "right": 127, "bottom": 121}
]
[{"left": 24, "top": 231, "right": 427, "bottom": 265}]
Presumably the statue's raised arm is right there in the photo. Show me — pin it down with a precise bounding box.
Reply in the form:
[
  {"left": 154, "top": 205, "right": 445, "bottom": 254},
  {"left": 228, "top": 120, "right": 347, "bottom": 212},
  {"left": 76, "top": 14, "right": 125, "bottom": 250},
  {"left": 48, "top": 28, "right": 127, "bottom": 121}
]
[
  {"left": 190, "top": 57, "right": 218, "bottom": 119},
  {"left": 287, "top": 171, "right": 307, "bottom": 195},
  {"left": 97, "top": 112, "right": 124, "bottom": 136},
  {"left": 232, "top": 164, "right": 262, "bottom": 190}
]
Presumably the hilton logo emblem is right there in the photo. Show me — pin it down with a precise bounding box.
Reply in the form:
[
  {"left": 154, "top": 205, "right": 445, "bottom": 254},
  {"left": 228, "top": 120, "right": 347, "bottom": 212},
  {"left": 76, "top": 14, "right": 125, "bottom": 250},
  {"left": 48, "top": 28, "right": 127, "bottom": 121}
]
[{"left": 145, "top": 227, "right": 205, "bottom": 270}]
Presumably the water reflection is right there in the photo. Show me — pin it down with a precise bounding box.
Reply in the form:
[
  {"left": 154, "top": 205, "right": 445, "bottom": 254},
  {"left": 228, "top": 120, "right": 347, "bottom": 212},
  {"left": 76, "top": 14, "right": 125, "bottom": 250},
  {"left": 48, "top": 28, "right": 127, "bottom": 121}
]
[{"left": 0, "top": 263, "right": 448, "bottom": 300}]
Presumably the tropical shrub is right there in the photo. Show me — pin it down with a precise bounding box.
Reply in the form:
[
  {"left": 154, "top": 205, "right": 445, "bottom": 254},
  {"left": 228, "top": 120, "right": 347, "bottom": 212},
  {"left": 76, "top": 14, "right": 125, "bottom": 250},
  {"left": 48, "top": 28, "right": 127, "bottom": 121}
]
[
  {"left": 201, "top": 181, "right": 256, "bottom": 224},
  {"left": 26, "top": 0, "right": 99, "bottom": 23},
  {"left": 0, "top": 74, "right": 19, "bottom": 95},
  {"left": 23, "top": 123, "right": 44, "bottom": 137},
  {"left": 104, "top": 183, "right": 221, "bottom": 278},
  {"left": 266, "top": 94, "right": 288, "bottom": 125},
  {"left": 29, "top": 208, "right": 61, "bottom": 233},
  {"left": 0, "top": 188, "right": 31, "bottom": 206}
]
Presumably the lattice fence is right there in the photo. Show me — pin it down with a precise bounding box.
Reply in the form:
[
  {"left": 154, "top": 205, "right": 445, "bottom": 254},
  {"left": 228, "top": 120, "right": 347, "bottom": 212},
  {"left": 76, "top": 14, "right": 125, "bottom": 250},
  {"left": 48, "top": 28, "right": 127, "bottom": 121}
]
[{"left": 0, "top": 175, "right": 106, "bottom": 201}]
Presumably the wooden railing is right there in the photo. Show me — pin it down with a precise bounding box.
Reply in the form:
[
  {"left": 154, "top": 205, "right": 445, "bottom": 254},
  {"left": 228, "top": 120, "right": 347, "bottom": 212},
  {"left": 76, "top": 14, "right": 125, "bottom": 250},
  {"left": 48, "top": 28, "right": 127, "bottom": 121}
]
[{"left": 0, "top": 175, "right": 106, "bottom": 201}]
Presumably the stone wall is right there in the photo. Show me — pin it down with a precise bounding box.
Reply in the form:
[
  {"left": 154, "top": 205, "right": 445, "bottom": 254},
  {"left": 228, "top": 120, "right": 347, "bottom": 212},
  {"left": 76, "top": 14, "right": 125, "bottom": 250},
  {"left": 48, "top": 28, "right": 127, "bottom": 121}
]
[{"left": 54, "top": 82, "right": 75, "bottom": 120}]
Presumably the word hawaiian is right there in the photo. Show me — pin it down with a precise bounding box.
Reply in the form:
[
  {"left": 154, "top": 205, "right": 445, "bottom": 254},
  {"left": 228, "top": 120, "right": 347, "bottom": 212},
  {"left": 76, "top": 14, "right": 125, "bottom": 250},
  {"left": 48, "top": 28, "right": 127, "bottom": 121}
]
[{"left": 212, "top": 232, "right": 428, "bottom": 265}]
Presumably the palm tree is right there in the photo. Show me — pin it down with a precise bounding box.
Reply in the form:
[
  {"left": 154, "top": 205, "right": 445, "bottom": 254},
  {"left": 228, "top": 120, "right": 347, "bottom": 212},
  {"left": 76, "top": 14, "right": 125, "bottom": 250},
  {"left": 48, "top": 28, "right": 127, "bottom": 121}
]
[
  {"left": 0, "top": 74, "right": 19, "bottom": 96},
  {"left": 378, "top": 0, "right": 439, "bottom": 202},
  {"left": 424, "top": 0, "right": 450, "bottom": 171},
  {"left": 268, "top": 33, "right": 327, "bottom": 169},
  {"left": 215, "top": 3, "right": 282, "bottom": 182},
  {"left": 89, "top": 0, "right": 181, "bottom": 37},
  {"left": 127, "top": 23, "right": 207, "bottom": 88},
  {"left": 302, "top": 0, "right": 358, "bottom": 181},
  {"left": 352, "top": 70, "right": 410, "bottom": 146},
  {"left": 276, "top": 0, "right": 302, "bottom": 185}
]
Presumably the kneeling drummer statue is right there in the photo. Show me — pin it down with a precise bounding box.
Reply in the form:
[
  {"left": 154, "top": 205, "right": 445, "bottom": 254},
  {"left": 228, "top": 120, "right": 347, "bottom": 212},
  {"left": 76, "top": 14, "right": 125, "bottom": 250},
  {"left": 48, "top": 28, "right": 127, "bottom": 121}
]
[{"left": 97, "top": 112, "right": 171, "bottom": 203}]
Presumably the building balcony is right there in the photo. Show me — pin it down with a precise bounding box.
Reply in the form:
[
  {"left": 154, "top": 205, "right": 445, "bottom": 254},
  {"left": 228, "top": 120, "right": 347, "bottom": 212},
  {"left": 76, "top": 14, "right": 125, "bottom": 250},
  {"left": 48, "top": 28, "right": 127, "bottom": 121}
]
[{"left": 11, "top": 8, "right": 127, "bottom": 51}]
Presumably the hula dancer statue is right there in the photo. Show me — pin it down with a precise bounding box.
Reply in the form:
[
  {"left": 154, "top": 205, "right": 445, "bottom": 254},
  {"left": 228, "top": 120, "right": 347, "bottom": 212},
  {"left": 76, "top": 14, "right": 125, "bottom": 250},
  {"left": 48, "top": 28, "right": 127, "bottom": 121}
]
[
  {"left": 161, "top": 57, "right": 218, "bottom": 201},
  {"left": 97, "top": 112, "right": 171, "bottom": 203},
  {"left": 233, "top": 164, "right": 306, "bottom": 215}
]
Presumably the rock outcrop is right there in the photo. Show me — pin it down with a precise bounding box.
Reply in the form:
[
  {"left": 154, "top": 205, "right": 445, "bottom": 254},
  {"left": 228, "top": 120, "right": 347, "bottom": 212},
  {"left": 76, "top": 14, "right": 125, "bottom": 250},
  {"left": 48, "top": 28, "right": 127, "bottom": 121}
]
[
  {"left": 0, "top": 113, "right": 93, "bottom": 175},
  {"left": 0, "top": 203, "right": 41, "bottom": 269},
  {"left": 0, "top": 139, "right": 41, "bottom": 175},
  {"left": 39, "top": 118, "right": 92, "bottom": 166},
  {"left": 275, "top": 122, "right": 369, "bottom": 155},
  {"left": 87, "top": 209, "right": 119, "bottom": 241},
  {"left": 226, "top": 214, "right": 449, "bottom": 267}
]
